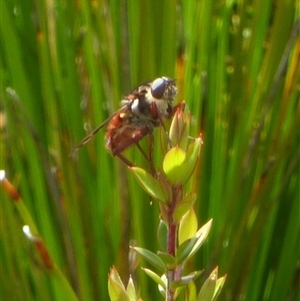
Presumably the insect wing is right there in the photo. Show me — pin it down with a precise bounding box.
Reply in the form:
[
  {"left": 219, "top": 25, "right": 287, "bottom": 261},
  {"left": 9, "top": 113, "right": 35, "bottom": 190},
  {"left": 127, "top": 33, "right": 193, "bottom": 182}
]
[
  {"left": 106, "top": 116, "right": 151, "bottom": 155},
  {"left": 70, "top": 105, "right": 128, "bottom": 155}
]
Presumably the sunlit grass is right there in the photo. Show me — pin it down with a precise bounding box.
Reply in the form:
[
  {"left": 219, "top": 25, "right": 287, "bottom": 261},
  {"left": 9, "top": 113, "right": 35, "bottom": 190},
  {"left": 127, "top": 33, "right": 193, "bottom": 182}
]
[{"left": 1, "top": 0, "right": 299, "bottom": 300}]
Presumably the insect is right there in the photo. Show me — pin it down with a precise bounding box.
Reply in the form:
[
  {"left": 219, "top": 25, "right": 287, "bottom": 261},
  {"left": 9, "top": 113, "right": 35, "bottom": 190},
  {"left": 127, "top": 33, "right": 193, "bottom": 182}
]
[{"left": 71, "top": 76, "right": 178, "bottom": 167}]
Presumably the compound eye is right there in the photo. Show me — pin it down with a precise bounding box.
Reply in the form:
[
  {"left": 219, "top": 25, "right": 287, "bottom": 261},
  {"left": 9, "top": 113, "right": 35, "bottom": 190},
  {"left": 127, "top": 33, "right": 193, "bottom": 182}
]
[{"left": 151, "top": 77, "right": 166, "bottom": 99}]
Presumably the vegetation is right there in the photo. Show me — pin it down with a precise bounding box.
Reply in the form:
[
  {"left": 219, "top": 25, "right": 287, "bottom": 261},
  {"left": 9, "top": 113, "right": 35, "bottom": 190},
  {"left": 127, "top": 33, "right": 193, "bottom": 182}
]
[{"left": 1, "top": 0, "right": 299, "bottom": 300}]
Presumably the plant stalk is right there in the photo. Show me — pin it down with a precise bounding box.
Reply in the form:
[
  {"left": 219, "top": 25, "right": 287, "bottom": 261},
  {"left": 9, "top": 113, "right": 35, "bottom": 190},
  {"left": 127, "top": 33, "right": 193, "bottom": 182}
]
[{"left": 165, "top": 185, "right": 183, "bottom": 301}]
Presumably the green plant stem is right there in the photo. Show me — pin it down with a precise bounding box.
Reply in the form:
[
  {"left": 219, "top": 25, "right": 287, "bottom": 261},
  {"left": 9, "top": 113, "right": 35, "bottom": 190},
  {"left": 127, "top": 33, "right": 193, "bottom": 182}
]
[
  {"left": 166, "top": 269, "right": 175, "bottom": 301},
  {"left": 167, "top": 219, "right": 177, "bottom": 256},
  {"left": 166, "top": 220, "right": 176, "bottom": 301},
  {"left": 166, "top": 185, "right": 183, "bottom": 301}
]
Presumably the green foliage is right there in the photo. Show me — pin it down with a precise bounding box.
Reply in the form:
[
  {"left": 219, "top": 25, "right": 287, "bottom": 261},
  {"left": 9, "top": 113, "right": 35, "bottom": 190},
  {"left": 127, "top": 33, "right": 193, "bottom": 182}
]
[
  {"left": 111, "top": 107, "right": 221, "bottom": 300},
  {"left": 1, "top": 0, "right": 299, "bottom": 300},
  {"left": 108, "top": 267, "right": 137, "bottom": 301}
]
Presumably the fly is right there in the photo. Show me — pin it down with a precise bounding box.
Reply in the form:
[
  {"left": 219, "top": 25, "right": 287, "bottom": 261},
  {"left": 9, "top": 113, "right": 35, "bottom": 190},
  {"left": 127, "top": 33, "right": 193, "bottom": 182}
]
[{"left": 71, "top": 76, "right": 178, "bottom": 168}]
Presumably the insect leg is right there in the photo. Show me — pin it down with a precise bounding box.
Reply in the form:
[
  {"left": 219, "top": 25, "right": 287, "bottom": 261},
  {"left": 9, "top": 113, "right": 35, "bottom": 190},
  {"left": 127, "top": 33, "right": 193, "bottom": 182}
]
[
  {"left": 135, "top": 139, "right": 156, "bottom": 176},
  {"left": 116, "top": 153, "right": 135, "bottom": 167},
  {"left": 147, "top": 133, "right": 156, "bottom": 177},
  {"left": 136, "top": 142, "right": 150, "bottom": 161}
]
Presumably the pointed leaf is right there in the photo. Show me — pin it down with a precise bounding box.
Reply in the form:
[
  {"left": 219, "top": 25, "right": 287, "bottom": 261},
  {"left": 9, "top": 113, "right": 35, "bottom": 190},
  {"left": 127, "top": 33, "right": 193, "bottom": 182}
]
[
  {"left": 171, "top": 270, "right": 203, "bottom": 287},
  {"left": 163, "top": 138, "right": 202, "bottom": 185},
  {"left": 156, "top": 172, "right": 171, "bottom": 202},
  {"left": 181, "top": 137, "right": 202, "bottom": 183},
  {"left": 131, "top": 247, "right": 166, "bottom": 272},
  {"left": 157, "top": 252, "right": 176, "bottom": 269},
  {"left": 187, "top": 219, "right": 212, "bottom": 259},
  {"left": 169, "top": 103, "right": 189, "bottom": 150},
  {"left": 158, "top": 274, "right": 167, "bottom": 298},
  {"left": 212, "top": 274, "right": 227, "bottom": 301},
  {"left": 173, "top": 192, "right": 197, "bottom": 222},
  {"left": 163, "top": 147, "right": 186, "bottom": 184},
  {"left": 108, "top": 267, "right": 130, "bottom": 301},
  {"left": 178, "top": 208, "right": 198, "bottom": 245},
  {"left": 126, "top": 276, "right": 137, "bottom": 301},
  {"left": 142, "top": 268, "right": 166, "bottom": 289},
  {"left": 109, "top": 266, "right": 125, "bottom": 288},
  {"left": 176, "top": 236, "right": 198, "bottom": 265},
  {"left": 130, "top": 167, "right": 166, "bottom": 203},
  {"left": 157, "top": 219, "right": 168, "bottom": 251},
  {"left": 197, "top": 267, "right": 218, "bottom": 301},
  {"left": 186, "top": 281, "right": 197, "bottom": 301},
  {"left": 176, "top": 219, "right": 212, "bottom": 264}
]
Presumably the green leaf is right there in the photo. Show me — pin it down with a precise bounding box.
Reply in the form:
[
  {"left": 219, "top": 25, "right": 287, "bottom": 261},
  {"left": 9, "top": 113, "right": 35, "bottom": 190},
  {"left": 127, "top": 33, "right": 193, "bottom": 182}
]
[
  {"left": 156, "top": 172, "right": 172, "bottom": 202},
  {"left": 163, "top": 138, "right": 202, "bottom": 184},
  {"left": 163, "top": 147, "right": 187, "bottom": 184},
  {"left": 142, "top": 268, "right": 166, "bottom": 289},
  {"left": 187, "top": 219, "right": 212, "bottom": 259},
  {"left": 212, "top": 274, "right": 227, "bottom": 301},
  {"left": 178, "top": 208, "right": 198, "bottom": 245},
  {"left": 131, "top": 247, "right": 166, "bottom": 272},
  {"left": 176, "top": 219, "right": 212, "bottom": 264},
  {"left": 186, "top": 281, "right": 197, "bottom": 301},
  {"left": 157, "top": 252, "right": 176, "bottom": 269},
  {"left": 181, "top": 138, "right": 202, "bottom": 182},
  {"left": 3, "top": 0, "right": 298, "bottom": 299},
  {"left": 173, "top": 192, "right": 197, "bottom": 222},
  {"left": 108, "top": 267, "right": 130, "bottom": 301},
  {"left": 126, "top": 276, "right": 137, "bottom": 301},
  {"left": 169, "top": 103, "right": 189, "bottom": 150},
  {"left": 157, "top": 219, "right": 168, "bottom": 251},
  {"left": 176, "top": 236, "right": 199, "bottom": 265},
  {"left": 171, "top": 270, "right": 203, "bottom": 288},
  {"left": 158, "top": 274, "right": 167, "bottom": 298},
  {"left": 130, "top": 167, "right": 167, "bottom": 203},
  {"left": 197, "top": 267, "right": 218, "bottom": 301}
]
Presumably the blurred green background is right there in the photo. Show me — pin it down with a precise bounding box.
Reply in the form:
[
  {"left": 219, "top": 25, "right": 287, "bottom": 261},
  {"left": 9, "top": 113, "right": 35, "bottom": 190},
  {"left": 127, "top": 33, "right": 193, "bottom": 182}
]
[{"left": 1, "top": 0, "right": 299, "bottom": 300}]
